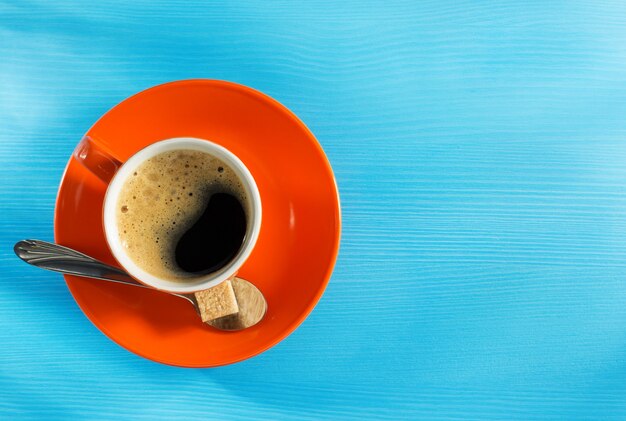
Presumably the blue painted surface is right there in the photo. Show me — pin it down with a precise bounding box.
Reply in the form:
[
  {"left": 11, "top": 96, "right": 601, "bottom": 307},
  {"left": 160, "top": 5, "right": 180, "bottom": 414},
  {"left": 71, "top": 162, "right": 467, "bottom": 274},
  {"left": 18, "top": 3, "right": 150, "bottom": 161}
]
[{"left": 2, "top": 1, "right": 626, "bottom": 419}]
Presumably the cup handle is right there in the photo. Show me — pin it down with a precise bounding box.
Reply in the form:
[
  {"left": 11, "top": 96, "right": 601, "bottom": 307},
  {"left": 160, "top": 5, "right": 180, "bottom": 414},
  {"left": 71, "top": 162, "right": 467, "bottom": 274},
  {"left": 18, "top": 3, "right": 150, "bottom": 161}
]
[{"left": 73, "top": 136, "right": 123, "bottom": 184}]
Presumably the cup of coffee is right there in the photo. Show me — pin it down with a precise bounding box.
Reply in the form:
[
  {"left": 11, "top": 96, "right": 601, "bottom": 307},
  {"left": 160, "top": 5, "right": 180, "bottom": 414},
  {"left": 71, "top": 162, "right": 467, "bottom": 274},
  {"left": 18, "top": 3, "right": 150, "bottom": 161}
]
[{"left": 73, "top": 137, "right": 262, "bottom": 293}]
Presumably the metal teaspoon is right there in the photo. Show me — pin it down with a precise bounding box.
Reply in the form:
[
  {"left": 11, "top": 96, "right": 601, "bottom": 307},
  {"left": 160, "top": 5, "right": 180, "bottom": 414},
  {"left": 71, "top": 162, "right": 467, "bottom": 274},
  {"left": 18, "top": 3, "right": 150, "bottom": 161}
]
[{"left": 13, "top": 239, "right": 267, "bottom": 331}]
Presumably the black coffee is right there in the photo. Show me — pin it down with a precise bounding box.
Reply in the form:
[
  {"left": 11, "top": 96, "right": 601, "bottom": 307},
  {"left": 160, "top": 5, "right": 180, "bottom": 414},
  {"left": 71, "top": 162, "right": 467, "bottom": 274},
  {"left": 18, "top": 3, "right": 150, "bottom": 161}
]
[
  {"left": 175, "top": 192, "right": 246, "bottom": 274},
  {"left": 116, "top": 149, "right": 249, "bottom": 281}
]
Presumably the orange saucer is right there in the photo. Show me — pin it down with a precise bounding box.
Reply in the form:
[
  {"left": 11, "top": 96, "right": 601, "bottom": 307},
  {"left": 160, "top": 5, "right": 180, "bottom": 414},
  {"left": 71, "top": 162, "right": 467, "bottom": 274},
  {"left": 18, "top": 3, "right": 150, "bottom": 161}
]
[{"left": 54, "top": 80, "right": 341, "bottom": 367}]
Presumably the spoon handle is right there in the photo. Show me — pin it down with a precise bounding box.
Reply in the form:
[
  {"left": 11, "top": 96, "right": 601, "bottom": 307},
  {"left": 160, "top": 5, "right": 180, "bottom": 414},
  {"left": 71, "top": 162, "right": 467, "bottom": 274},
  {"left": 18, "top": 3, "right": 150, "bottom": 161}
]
[{"left": 14, "top": 239, "right": 144, "bottom": 288}]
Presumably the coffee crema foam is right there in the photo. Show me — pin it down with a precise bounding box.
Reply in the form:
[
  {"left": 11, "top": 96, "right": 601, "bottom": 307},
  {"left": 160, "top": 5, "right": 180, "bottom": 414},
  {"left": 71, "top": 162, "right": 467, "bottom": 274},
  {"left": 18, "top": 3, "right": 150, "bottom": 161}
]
[{"left": 116, "top": 149, "right": 247, "bottom": 282}]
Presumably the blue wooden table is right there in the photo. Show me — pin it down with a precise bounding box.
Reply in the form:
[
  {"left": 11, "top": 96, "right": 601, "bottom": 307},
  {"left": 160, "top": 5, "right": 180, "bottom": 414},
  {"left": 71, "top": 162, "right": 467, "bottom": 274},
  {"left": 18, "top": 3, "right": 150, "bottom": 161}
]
[{"left": 2, "top": 1, "right": 626, "bottom": 419}]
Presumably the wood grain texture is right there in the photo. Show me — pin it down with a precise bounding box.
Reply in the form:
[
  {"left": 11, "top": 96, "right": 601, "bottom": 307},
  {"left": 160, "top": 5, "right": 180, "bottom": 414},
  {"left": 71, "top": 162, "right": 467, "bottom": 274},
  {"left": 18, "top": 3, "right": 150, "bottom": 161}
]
[{"left": 3, "top": 0, "right": 626, "bottom": 419}]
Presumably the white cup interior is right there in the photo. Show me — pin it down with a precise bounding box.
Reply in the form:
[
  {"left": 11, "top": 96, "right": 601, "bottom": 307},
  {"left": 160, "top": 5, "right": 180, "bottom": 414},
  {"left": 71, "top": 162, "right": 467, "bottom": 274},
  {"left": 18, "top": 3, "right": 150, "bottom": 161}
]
[{"left": 103, "top": 138, "right": 262, "bottom": 293}]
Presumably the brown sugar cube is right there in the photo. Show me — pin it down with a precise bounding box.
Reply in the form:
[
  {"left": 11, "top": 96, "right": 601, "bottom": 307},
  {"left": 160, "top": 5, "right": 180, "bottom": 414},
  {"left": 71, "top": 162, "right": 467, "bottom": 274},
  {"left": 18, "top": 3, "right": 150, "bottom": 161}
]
[{"left": 193, "top": 279, "right": 239, "bottom": 323}]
